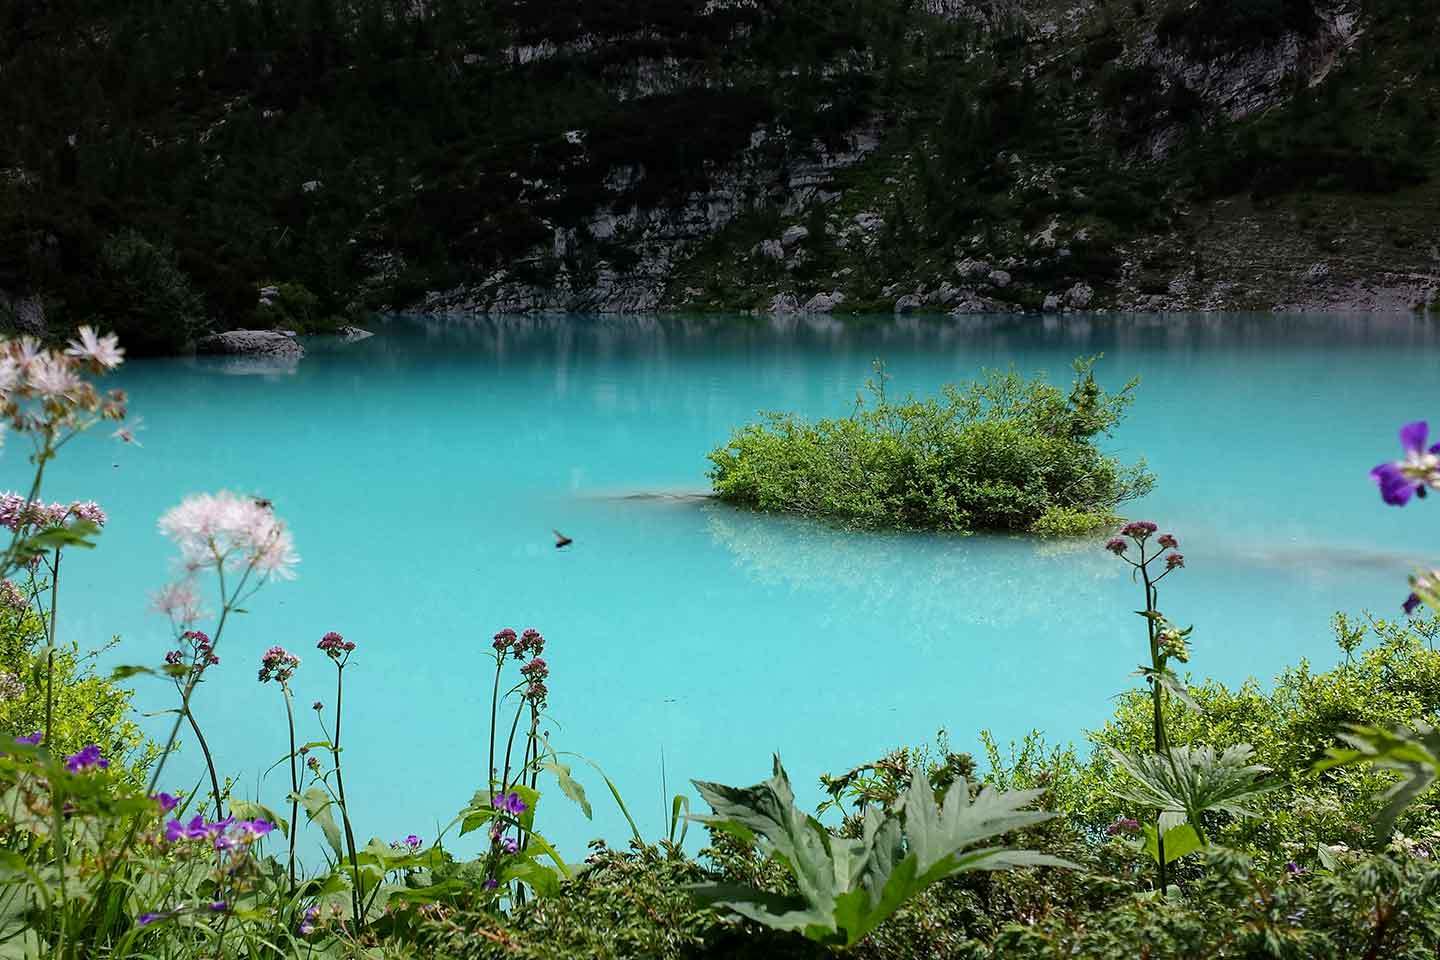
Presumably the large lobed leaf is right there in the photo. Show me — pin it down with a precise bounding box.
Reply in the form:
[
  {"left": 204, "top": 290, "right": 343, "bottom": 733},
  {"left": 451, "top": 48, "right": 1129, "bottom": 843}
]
[
  {"left": 689, "top": 756, "right": 1071, "bottom": 947},
  {"left": 1317, "top": 722, "right": 1440, "bottom": 836},
  {"left": 1108, "top": 744, "right": 1275, "bottom": 839}
]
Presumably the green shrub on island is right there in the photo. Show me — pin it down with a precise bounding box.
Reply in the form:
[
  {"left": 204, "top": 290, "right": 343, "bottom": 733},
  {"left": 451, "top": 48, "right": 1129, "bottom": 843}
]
[{"left": 707, "top": 358, "right": 1153, "bottom": 533}]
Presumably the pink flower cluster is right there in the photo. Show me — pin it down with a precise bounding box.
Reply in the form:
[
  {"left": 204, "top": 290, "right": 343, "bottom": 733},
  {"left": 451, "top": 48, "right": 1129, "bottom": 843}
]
[
  {"left": 150, "top": 579, "right": 207, "bottom": 626},
  {"left": 1106, "top": 522, "right": 1184, "bottom": 573},
  {"left": 0, "top": 492, "right": 107, "bottom": 533},
  {"left": 0, "top": 580, "right": 26, "bottom": 613},
  {"left": 165, "top": 630, "right": 219, "bottom": 674},
  {"left": 520, "top": 657, "right": 549, "bottom": 705},
  {"left": 257, "top": 645, "right": 300, "bottom": 684},
  {"left": 157, "top": 491, "right": 298, "bottom": 580},
  {"left": 316, "top": 631, "right": 355, "bottom": 661},
  {"left": 493, "top": 627, "right": 545, "bottom": 660}
]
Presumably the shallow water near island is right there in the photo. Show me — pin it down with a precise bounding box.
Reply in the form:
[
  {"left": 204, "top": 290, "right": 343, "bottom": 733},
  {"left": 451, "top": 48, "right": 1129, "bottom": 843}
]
[{"left": 15, "top": 311, "right": 1440, "bottom": 862}]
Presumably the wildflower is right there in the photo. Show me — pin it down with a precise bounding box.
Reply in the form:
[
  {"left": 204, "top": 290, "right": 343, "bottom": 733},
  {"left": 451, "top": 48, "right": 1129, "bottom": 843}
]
[
  {"left": 517, "top": 628, "right": 545, "bottom": 658},
  {"left": 258, "top": 645, "right": 301, "bottom": 684},
  {"left": 501, "top": 837, "right": 519, "bottom": 855},
  {"left": 307, "top": 756, "right": 321, "bottom": 772},
  {"left": 492, "top": 792, "right": 527, "bottom": 816},
  {"left": 152, "top": 792, "right": 180, "bottom": 814},
  {"left": 26, "top": 355, "right": 81, "bottom": 399},
  {"left": 297, "top": 906, "right": 319, "bottom": 936},
  {"left": 1158, "top": 533, "right": 1178, "bottom": 549},
  {"left": 1104, "top": 537, "right": 1127, "bottom": 555},
  {"left": 14, "top": 732, "right": 41, "bottom": 746},
  {"left": 158, "top": 491, "right": 298, "bottom": 580},
  {"left": 1372, "top": 421, "right": 1440, "bottom": 506},
  {"left": 150, "top": 579, "right": 207, "bottom": 626},
  {"left": 209, "top": 901, "right": 228, "bottom": 913},
  {"left": 68, "top": 500, "right": 106, "bottom": 526},
  {"left": 1285, "top": 861, "right": 1304, "bottom": 875},
  {"left": 526, "top": 680, "right": 548, "bottom": 705},
  {"left": 520, "top": 657, "right": 548, "bottom": 682},
  {"left": 64, "top": 326, "right": 125, "bottom": 371},
  {"left": 238, "top": 819, "right": 275, "bottom": 838},
  {"left": 1407, "top": 570, "right": 1440, "bottom": 616},
  {"left": 1105, "top": 817, "right": 1141, "bottom": 836},
  {"left": 483, "top": 877, "right": 498, "bottom": 890},
  {"left": 317, "top": 631, "right": 353, "bottom": 659},
  {"left": 312, "top": 700, "right": 323, "bottom": 711},
  {"left": 405, "top": 834, "right": 422, "bottom": 850},
  {"left": 1120, "top": 520, "right": 1158, "bottom": 540},
  {"left": 493, "top": 628, "right": 517, "bottom": 653},
  {"left": 137, "top": 913, "right": 163, "bottom": 927},
  {"left": 1165, "top": 552, "right": 1185, "bottom": 570},
  {"left": 65, "top": 745, "right": 108, "bottom": 773}
]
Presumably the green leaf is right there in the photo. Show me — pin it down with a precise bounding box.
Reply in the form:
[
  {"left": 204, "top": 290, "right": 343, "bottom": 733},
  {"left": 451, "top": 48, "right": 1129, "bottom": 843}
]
[
  {"left": 689, "top": 756, "right": 1071, "bottom": 947},
  {"left": 501, "top": 859, "right": 562, "bottom": 898},
  {"left": 1140, "top": 822, "right": 1204, "bottom": 865},
  {"left": 1317, "top": 722, "right": 1440, "bottom": 836},
  {"left": 540, "top": 761, "right": 592, "bottom": 820},
  {"left": 230, "top": 799, "right": 289, "bottom": 839},
  {"left": 669, "top": 794, "right": 690, "bottom": 846},
  {"left": 301, "top": 788, "right": 343, "bottom": 861},
  {"left": 1155, "top": 670, "right": 1203, "bottom": 713},
  {"left": 1108, "top": 744, "right": 1274, "bottom": 837}
]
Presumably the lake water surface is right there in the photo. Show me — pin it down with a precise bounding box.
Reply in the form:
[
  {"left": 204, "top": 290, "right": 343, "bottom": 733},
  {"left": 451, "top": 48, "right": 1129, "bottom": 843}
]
[{"left": 12, "top": 311, "right": 1440, "bottom": 861}]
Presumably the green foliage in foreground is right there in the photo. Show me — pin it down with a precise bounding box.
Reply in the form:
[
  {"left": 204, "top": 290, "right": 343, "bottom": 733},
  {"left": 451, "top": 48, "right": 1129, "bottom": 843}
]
[
  {"left": 689, "top": 757, "right": 1069, "bottom": 947},
  {"left": 708, "top": 358, "right": 1152, "bottom": 533},
  {"left": 0, "top": 581, "right": 152, "bottom": 778},
  {"left": 401, "top": 615, "right": 1440, "bottom": 959}
]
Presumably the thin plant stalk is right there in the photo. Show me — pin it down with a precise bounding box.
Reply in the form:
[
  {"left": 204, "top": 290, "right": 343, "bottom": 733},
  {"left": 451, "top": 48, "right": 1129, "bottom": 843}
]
[
  {"left": 283, "top": 685, "right": 299, "bottom": 890},
  {"left": 182, "top": 700, "right": 224, "bottom": 820},
  {"left": 331, "top": 661, "right": 363, "bottom": 926}
]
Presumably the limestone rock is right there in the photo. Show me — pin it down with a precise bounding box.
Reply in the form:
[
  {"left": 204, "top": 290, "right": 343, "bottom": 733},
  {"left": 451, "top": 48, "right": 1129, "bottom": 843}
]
[
  {"left": 196, "top": 330, "right": 305, "bottom": 358},
  {"left": 894, "top": 294, "right": 923, "bottom": 314},
  {"left": 1042, "top": 293, "right": 1062, "bottom": 313},
  {"left": 1065, "top": 282, "right": 1094, "bottom": 309},
  {"left": 987, "top": 269, "right": 1011, "bottom": 288},
  {"left": 802, "top": 291, "right": 845, "bottom": 313},
  {"left": 781, "top": 225, "right": 810, "bottom": 247}
]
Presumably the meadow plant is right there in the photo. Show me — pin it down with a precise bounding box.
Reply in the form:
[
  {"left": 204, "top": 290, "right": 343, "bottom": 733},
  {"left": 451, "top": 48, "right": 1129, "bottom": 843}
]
[{"left": 257, "top": 644, "right": 302, "bottom": 889}]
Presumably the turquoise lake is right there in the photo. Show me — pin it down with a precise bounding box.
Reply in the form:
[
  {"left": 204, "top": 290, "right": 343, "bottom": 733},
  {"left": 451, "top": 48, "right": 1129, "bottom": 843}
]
[{"left": 10, "top": 311, "right": 1440, "bottom": 863}]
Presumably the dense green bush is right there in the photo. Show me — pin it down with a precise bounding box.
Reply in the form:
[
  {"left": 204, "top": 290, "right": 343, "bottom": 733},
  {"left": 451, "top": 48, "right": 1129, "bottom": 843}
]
[
  {"left": 0, "top": 580, "right": 153, "bottom": 778},
  {"left": 91, "top": 231, "right": 207, "bottom": 354},
  {"left": 707, "top": 359, "right": 1152, "bottom": 533}
]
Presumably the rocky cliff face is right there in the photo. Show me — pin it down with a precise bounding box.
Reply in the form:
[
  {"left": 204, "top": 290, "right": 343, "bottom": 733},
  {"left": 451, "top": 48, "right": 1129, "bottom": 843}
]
[{"left": 2, "top": 0, "right": 1436, "bottom": 347}]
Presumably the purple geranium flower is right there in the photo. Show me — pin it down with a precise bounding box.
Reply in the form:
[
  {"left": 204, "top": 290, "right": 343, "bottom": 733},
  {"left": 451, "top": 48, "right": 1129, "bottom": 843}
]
[
  {"left": 14, "top": 732, "right": 41, "bottom": 746},
  {"left": 137, "top": 913, "right": 163, "bottom": 927},
  {"left": 152, "top": 792, "right": 180, "bottom": 814},
  {"left": 1405, "top": 593, "right": 1423, "bottom": 616},
  {"left": 64, "top": 745, "right": 108, "bottom": 773},
  {"left": 492, "top": 791, "right": 527, "bottom": 816},
  {"left": 1372, "top": 421, "right": 1440, "bottom": 506}
]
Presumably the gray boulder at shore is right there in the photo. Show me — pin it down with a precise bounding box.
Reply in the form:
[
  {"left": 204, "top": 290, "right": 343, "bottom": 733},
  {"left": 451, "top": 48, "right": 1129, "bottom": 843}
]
[{"left": 196, "top": 330, "right": 305, "bottom": 358}]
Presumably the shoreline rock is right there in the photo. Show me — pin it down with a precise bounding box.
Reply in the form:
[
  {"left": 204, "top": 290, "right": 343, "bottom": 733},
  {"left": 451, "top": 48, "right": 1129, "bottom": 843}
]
[{"left": 195, "top": 330, "right": 305, "bottom": 358}]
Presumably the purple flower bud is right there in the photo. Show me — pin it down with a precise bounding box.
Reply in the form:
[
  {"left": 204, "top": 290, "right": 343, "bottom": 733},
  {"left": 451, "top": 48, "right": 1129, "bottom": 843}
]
[
  {"left": 152, "top": 792, "right": 180, "bottom": 814},
  {"left": 1165, "top": 552, "right": 1184, "bottom": 570},
  {"left": 1105, "top": 537, "right": 1127, "bottom": 555},
  {"left": 1158, "top": 533, "right": 1178, "bottom": 549},
  {"left": 14, "top": 732, "right": 41, "bottom": 746}
]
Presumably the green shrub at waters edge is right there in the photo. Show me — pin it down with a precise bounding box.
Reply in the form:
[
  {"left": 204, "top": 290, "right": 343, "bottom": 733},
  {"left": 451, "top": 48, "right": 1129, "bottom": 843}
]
[{"left": 707, "top": 357, "right": 1153, "bottom": 533}]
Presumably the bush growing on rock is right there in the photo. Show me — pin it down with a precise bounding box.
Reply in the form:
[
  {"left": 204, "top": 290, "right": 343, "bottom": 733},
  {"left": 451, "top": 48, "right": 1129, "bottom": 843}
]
[{"left": 707, "top": 357, "right": 1152, "bottom": 533}]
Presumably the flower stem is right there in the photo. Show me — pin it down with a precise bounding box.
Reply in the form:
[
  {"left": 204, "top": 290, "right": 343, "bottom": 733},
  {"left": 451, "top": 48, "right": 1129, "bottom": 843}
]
[
  {"left": 1139, "top": 543, "right": 1169, "bottom": 893},
  {"left": 488, "top": 658, "right": 503, "bottom": 804},
  {"left": 183, "top": 702, "right": 224, "bottom": 820},
  {"left": 332, "top": 663, "right": 363, "bottom": 927},
  {"left": 283, "top": 685, "right": 299, "bottom": 891}
]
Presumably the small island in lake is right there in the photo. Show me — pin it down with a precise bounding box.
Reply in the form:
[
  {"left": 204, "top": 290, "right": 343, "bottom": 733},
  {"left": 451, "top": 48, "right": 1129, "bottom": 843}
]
[{"left": 708, "top": 357, "right": 1153, "bottom": 535}]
